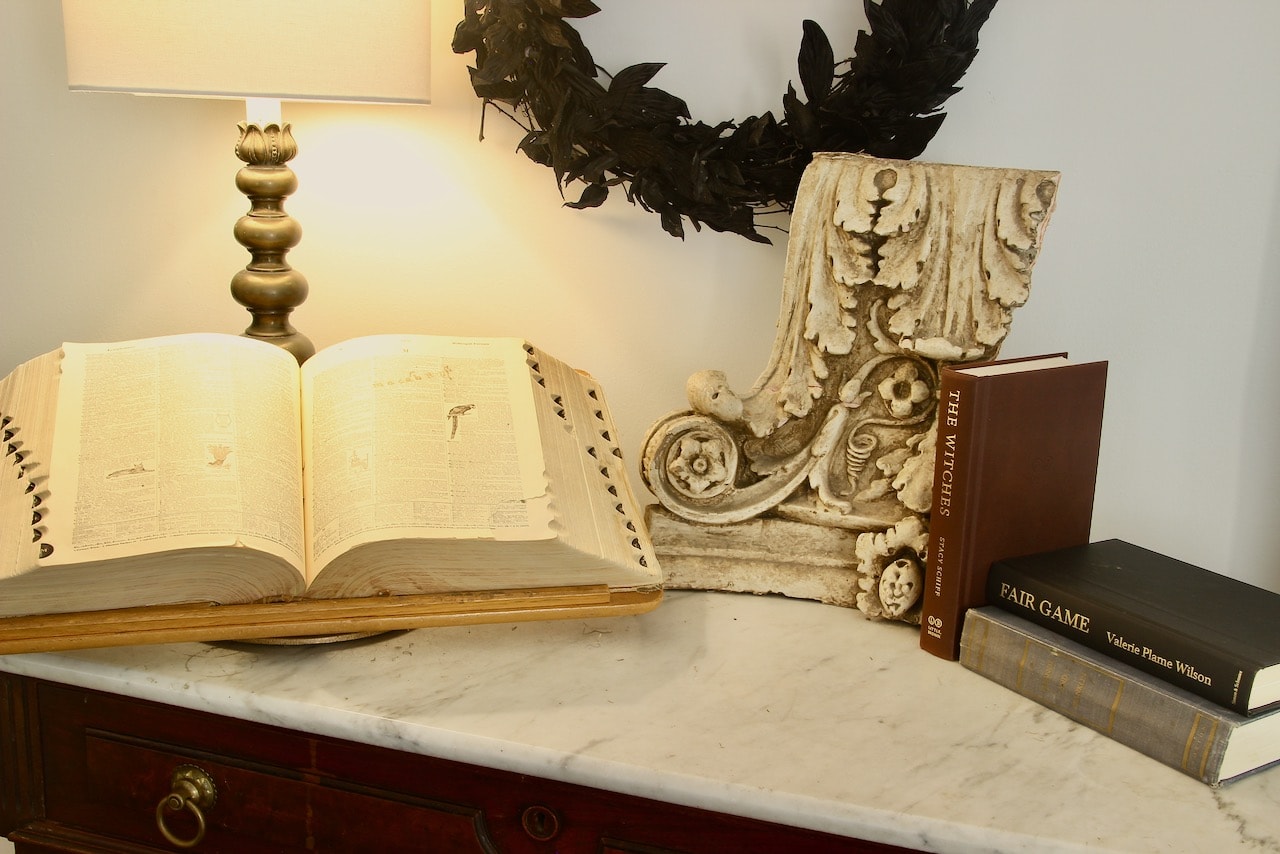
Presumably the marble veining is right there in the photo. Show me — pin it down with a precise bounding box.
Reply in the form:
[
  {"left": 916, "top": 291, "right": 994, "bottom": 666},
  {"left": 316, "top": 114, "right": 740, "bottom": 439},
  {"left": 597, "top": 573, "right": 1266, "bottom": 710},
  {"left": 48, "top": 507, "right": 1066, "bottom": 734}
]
[{"left": 2, "top": 591, "right": 1278, "bottom": 853}]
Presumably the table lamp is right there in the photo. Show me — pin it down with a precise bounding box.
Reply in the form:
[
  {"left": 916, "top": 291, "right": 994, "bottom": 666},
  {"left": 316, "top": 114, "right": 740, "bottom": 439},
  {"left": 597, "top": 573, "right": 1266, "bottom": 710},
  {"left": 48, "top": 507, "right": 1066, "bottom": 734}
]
[{"left": 60, "top": 0, "right": 432, "bottom": 362}]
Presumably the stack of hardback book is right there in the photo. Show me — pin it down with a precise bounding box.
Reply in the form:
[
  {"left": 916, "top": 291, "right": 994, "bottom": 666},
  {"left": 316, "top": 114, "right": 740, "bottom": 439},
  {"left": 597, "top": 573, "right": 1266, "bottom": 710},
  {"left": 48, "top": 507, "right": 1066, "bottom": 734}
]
[
  {"left": 961, "top": 539, "right": 1280, "bottom": 787},
  {"left": 913, "top": 352, "right": 1280, "bottom": 785}
]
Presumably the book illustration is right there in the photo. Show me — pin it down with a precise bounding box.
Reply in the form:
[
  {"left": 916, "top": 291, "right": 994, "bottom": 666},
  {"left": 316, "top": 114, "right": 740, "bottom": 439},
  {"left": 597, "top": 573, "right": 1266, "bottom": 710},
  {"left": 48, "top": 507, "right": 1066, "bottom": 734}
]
[
  {"left": 106, "top": 462, "right": 153, "bottom": 478},
  {"left": 206, "top": 413, "right": 235, "bottom": 467},
  {"left": 373, "top": 368, "right": 431, "bottom": 388},
  {"left": 306, "top": 345, "right": 544, "bottom": 561},
  {"left": 207, "top": 446, "right": 232, "bottom": 468},
  {"left": 447, "top": 404, "right": 475, "bottom": 439}
]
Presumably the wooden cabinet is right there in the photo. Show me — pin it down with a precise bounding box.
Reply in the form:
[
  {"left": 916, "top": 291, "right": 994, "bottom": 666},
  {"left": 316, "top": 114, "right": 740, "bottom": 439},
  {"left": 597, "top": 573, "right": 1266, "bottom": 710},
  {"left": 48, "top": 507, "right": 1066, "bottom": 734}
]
[{"left": 0, "top": 673, "right": 908, "bottom": 853}]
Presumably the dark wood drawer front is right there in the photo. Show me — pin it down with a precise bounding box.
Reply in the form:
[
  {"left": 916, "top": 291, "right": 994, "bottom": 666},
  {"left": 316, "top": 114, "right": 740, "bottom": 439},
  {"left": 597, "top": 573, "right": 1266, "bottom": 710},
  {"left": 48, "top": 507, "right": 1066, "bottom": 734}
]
[
  {"left": 78, "top": 735, "right": 312, "bottom": 850},
  {"left": 37, "top": 683, "right": 492, "bottom": 852},
  {"left": 7, "top": 677, "right": 911, "bottom": 853}
]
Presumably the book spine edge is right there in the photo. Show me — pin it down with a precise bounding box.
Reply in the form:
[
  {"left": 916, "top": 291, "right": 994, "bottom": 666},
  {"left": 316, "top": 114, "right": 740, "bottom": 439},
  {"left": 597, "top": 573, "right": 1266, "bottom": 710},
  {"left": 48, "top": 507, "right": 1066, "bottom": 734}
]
[
  {"left": 986, "top": 563, "right": 1253, "bottom": 714},
  {"left": 920, "top": 372, "right": 981, "bottom": 659},
  {"left": 1, "top": 408, "right": 50, "bottom": 566},
  {"left": 960, "top": 610, "right": 1233, "bottom": 786}
]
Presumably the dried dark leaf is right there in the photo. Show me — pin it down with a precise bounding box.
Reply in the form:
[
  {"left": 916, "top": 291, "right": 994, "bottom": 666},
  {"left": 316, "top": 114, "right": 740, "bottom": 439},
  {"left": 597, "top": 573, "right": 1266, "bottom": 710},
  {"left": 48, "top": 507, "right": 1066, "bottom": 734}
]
[
  {"left": 782, "top": 84, "right": 820, "bottom": 148},
  {"left": 581, "top": 151, "right": 620, "bottom": 183},
  {"left": 560, "top": 21, "right": 596, "bottom": 73},
  {"left": 960, "top": 0, "right": 998, "bottom": 41},
  {"left": 637, "top": 173, "right": 672, "bottom": 207},
  {"left": 623, "top": 88, "right": 690, "bottom": 124},
  {"left": 566, "top": 182, "right": 609, "bottom": 209},
  {"left": 609, "top": 63, "right": 667, "bottom": 95},
  {"left": 609, "top": 129, "right": 674, "bottom": 167},
  {"left": 517, "top": 131, "right": 553, "bottom": 166},
  {"left": 539, "top": 0, "right": 602, "bottom": 18},
  {"left": 659, "top": 209, "right": 685, "bottom": 239},
  {"left": 798, "top": 20, "right": 836, "bottom": 104},
  {"left": 468, "top": 67, "right": 524, "bottom": 102},
  {"left": 875, "top": 113, "right": 946, "bottom": 159},
  {"left": 864, "top": 0, "right": 909, "bottom": 55},
  {"left": 451, "top": 17, "right": 485, "bottom": 54},
  {"left": 535, "top": 17, "right": 572, "bottom": 49}
]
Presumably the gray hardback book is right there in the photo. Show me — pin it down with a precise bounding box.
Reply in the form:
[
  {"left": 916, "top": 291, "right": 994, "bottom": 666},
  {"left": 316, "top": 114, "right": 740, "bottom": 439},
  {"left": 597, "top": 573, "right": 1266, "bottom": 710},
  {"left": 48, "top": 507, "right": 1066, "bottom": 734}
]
[{"left": 960, "top": 606, "right": 1280, "bottom": 787}]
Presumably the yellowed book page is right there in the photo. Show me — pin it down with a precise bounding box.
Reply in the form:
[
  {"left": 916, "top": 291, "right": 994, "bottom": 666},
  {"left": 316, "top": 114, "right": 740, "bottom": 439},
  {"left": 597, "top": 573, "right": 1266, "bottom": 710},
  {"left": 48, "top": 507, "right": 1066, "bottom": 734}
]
[
  {"left": 42, "top": 334, "right": 306, "bottom": 573},
  {"left": 525, "top": 346, "right": 660, "bottom": 582},
  {"left": 301, "top": 335, "right": 554, "bottom": 584}
]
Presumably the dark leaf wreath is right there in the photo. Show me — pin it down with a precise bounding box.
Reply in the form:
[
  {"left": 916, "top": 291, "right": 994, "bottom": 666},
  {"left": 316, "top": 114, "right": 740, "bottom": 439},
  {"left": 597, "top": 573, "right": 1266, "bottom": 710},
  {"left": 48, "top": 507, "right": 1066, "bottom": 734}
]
[{"left": 453, "top": 0, "right": 998, "bottom": 243}]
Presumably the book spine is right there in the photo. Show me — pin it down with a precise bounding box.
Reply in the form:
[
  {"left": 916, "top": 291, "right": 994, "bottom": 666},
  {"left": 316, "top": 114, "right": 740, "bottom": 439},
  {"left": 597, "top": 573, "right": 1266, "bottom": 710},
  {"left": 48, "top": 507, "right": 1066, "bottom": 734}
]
[
  {"left": 960, "top": 608, "right": 1238, "bottom": 786},
  {"left": 920, "top": 372, "right": 982, "bottom": 659},
  {"left": 986, "top": 562, "right": 1255, "bottom": 715}
]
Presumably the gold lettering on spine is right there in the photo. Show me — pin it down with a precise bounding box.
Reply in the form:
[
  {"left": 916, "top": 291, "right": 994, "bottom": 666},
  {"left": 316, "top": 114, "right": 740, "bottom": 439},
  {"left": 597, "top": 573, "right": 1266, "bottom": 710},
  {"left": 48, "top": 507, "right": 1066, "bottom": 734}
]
[{"left": 1181, "top": 714, "right": 1219, "bottom": 779}]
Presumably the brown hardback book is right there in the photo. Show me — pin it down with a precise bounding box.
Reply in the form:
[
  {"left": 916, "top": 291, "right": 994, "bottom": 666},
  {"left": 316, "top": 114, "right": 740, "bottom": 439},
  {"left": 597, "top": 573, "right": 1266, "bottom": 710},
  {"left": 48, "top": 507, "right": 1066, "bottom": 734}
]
[
  {"left": 0, "top": 333, "right": 662, "bottom": 652},
  {"left": 919, "top": 354, "right": 1107, "bottom": 660}
]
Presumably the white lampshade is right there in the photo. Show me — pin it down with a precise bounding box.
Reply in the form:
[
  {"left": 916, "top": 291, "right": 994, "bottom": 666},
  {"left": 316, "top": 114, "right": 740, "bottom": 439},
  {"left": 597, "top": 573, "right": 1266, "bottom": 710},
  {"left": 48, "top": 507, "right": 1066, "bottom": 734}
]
[{"left": 60, "top": 0, "right": 431, "bottom": 105}]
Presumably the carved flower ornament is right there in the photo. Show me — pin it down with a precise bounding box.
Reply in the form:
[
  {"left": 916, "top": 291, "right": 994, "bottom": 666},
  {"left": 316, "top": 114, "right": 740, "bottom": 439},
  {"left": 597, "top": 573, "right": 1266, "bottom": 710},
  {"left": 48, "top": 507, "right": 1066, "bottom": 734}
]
[
  {"left": 669, "top": 434, "right": 731, "bottom": 498},
  {"left": 453, "top": 0, "right": 999, "bottom": 242},
  {"left": 877, "top": 363, "right": 931, "bottom": 419}
]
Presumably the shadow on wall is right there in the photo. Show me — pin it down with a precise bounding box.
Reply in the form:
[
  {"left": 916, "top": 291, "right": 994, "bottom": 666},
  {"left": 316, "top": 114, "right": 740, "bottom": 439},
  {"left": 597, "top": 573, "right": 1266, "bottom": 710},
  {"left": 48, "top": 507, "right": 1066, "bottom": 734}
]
[{"left": 1230, "top": 165, "right": 1280, "bottom": 588}]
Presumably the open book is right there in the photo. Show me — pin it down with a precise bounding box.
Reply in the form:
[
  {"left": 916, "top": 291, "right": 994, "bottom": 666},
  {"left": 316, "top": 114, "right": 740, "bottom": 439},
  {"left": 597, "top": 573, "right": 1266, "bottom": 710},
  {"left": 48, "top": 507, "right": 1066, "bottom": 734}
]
[{"left": 0, "top": 333, "right": 661, "bottom": 646}]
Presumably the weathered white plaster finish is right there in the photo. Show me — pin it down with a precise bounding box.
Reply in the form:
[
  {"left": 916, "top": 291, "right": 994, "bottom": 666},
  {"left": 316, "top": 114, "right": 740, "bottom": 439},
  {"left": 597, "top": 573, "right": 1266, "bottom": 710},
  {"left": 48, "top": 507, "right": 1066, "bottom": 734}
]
[
  {"left": 2, "top": 591, "right": 1276, "bottom": 853},
  {"left": 642, "top": 153, "right": 1060, "bottom": 623}
]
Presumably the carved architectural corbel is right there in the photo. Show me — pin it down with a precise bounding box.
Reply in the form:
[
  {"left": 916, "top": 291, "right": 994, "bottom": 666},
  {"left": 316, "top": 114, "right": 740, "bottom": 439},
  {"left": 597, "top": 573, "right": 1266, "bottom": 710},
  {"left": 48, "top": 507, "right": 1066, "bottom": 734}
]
[{"left": 642, "top": 153, "right": 1060, "bottom": 623}]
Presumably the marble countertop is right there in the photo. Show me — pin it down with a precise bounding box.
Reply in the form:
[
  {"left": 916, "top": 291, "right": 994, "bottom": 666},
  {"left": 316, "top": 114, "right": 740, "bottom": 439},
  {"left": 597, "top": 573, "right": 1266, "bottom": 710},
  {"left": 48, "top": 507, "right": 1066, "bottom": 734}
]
[{"left": 2, "top": 590, "right": 1277, "bottom": 853}]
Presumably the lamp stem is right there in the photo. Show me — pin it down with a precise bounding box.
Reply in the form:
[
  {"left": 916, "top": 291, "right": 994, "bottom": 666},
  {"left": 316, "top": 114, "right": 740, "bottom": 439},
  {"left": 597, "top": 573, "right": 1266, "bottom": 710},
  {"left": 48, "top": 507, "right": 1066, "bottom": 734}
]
[{"left": 230, "top": 120, "right": 315, "bottom": 363}]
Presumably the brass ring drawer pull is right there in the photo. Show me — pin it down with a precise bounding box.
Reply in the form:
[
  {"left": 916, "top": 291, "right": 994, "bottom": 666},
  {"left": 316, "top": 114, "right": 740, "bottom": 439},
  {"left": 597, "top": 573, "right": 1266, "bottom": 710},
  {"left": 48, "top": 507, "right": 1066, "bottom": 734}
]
[{"left": 155, "top": 765, "right": 217, "bottom": 848}]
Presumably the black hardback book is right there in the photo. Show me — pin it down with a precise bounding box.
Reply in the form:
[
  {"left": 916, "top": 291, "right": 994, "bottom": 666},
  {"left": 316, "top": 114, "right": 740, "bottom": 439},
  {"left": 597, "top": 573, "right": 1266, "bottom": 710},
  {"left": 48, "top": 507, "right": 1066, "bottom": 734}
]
[{"left": 986, "top": 539, "right": 1280, "bottom": 715}]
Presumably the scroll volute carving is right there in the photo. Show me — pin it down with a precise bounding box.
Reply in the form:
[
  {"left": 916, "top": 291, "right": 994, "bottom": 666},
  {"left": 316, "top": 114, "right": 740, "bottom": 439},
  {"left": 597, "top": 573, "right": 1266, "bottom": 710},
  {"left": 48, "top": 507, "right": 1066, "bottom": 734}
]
[{"left": 641, "top": 153, "right": 1060, "bottom": 622}]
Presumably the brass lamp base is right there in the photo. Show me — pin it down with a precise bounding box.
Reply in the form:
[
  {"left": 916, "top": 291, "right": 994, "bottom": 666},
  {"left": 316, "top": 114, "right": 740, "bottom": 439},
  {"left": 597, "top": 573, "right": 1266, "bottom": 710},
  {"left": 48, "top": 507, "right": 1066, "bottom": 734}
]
[{"left": 231, "top": 121, "right": 315, "bottom": 364}]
